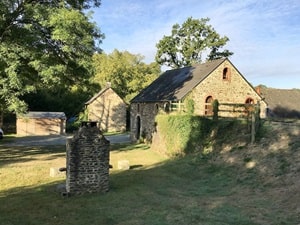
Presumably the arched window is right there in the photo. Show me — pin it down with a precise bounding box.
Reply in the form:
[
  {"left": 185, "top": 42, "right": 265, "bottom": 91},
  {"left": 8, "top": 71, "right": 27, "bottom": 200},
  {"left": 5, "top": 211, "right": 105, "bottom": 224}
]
[
  {"left": 222, "top": 67, "right": 231, "bottom": 80},
  {"left": 245, "top": 98, "right": 254, "bottom": 104},
  {"left": 205, "top": 96, "right": 213, "bottom": 115},
  {"left": 137, "top": 103, "right": 140, "bottom": 113},
  {"left": 245, "top": 98, "right": 254, "bottom": 114}
]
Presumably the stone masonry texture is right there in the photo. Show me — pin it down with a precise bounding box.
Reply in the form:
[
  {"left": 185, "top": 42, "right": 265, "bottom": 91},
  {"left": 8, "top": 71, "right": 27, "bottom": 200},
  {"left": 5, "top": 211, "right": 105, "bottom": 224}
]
[
  {"left": 66, "top": 125, "right": 110, "bottom": 195},
  {"left": 130, "top": 60, "right": 267, "bottom": 142}
]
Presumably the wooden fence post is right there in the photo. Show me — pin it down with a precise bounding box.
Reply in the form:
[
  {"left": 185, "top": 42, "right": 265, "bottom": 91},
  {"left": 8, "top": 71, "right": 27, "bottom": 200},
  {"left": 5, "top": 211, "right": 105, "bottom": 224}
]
[
  {"left": 213, "top": 100, "right": 219, "bottom": 121},
  {"left": 251, "top": 111, "right": 255, "bottom": 144}
]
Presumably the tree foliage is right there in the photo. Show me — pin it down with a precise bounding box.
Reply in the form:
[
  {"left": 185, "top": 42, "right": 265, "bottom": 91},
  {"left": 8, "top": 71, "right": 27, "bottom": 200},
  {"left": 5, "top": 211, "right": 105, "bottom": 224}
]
[
  {"left": 155, "top": 17, "right": 233, "bottom": 68},
  {"left": 0, "top": 0, "right": 104, "bottom": 114},
  {"left": 22, "top": 83, "right": 99, "bottom": 118},
  {"left": 93, "top": 50, "right": 161, "bottom": 102}
]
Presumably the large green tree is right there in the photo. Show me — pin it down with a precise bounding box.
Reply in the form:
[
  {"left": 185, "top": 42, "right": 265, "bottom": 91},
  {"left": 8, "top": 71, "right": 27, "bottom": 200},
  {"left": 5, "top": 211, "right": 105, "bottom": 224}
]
[
  {"left": 93, "top": 50, "right": 160, "bottom": 102},
  {"left": 0, "top": 0, "right": 103, "bottom": 117},
  {"left": 155, "top": 17, "right": 233, "bottom": 68}
]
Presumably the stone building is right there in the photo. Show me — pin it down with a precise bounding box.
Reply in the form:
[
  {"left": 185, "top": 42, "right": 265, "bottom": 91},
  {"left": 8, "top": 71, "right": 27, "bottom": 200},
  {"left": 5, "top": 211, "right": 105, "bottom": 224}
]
[
  {"left": 17, "top": 111, "right": 66, "bottom": 136},
  {"left": 85, "top": 85, "right": 127, "bottom": 132},
  {"left": 130, "top": 58, "right": 267, "bottom": 141},
  {"left": 257, "top": 86, "right": 300, "bottom": 118}
]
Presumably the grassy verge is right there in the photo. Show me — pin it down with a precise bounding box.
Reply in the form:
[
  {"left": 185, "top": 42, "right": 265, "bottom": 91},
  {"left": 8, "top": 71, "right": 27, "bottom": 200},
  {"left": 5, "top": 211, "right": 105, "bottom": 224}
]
[{"left": 0, "top": 139, "right": 299, "bottom": 225}]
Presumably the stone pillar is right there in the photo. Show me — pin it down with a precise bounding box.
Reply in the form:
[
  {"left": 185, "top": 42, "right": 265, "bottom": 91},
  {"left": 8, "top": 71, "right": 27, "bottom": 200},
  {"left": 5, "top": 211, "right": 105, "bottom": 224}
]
[{"left": 66, "top": 123, "right": 110, "bottom": 195}]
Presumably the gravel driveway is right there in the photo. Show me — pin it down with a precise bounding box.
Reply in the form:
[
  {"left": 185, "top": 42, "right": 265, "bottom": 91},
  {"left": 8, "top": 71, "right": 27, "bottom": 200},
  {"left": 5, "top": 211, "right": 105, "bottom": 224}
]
[{"left": 1, "top": 133, "right": 131, "bottom": 146}]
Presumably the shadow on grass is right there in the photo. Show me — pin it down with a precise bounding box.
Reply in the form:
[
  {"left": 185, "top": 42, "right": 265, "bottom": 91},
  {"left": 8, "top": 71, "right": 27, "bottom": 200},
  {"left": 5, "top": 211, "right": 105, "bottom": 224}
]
[
  {"left": 0, "top": 157, "right": 254, "bottom": 225},
  {"left": 0, "top": 142, "right": 141, "bottom": 168},
  {"left": 0, "top": 145, "right": 65, "bottom": 167},
  {"left": 1, "top": 151, "right": 299, "bottom": 225},
  {"left": 0, "top": 121, "right": 299, "bottom": 225},
  {"left": 0, "top": 134, "right": 66, "bottom": 143},
  {"left": 110, "top": 143, "right": 150, "bottom": 152}
]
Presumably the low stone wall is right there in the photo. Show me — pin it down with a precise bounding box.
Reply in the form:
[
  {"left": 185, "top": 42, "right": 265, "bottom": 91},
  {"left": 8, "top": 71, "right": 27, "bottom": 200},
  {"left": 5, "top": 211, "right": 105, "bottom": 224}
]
[{"left": 66, "top": 124, "right": 110, "bottom": 195}]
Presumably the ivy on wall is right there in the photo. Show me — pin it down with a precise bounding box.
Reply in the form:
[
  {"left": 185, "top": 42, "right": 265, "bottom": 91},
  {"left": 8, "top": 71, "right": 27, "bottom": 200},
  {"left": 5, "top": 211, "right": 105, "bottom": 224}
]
[{"left": 155, "top": 115, "right": 213, "bottom": 157}]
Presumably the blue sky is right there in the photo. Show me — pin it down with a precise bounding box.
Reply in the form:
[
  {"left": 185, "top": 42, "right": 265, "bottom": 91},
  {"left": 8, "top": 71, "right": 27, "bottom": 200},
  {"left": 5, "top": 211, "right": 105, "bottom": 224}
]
[{"left": 90, "top": 0, "right": 300, "bottom": 89}]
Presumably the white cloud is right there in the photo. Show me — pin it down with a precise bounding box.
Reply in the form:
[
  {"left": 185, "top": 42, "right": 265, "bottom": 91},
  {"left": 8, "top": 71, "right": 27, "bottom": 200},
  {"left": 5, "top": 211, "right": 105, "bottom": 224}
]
[{"left": 92, "top": 0, "right": 300, "bottom": 88}]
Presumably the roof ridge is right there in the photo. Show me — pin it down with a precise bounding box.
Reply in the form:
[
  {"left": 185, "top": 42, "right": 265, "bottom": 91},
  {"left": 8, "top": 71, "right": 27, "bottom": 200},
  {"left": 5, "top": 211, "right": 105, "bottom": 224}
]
[{"left": 130, "top": 58, "right": 227, "bottom": 103}]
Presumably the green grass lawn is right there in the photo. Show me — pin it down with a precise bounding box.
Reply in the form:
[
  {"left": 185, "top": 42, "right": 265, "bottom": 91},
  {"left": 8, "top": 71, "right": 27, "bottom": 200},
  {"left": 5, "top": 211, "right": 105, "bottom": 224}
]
[{"left": 0, "top": 141, "right": 299, "bottom": 225}]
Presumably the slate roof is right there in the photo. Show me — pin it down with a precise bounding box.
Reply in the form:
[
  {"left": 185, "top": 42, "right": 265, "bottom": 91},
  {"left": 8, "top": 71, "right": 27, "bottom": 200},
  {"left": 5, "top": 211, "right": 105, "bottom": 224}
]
[
  {"left": 131, "top": 58, "right": 226, "bottom": 103},
  {"left": 259, "top": 86, "right": 300, "bottom": 112},
  {"left": 19, "top": 111, "right": 66, "bottom": 119}
]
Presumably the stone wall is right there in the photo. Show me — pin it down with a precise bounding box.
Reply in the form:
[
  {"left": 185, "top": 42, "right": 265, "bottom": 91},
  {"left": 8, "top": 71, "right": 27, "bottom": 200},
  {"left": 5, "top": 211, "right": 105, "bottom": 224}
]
[
  {"left": 130, "top": 102, "right": 167, "bottom": 141},
  {"left": 190, "top": 60, "right": 267, "bottom": 118},
  {"left": 66, "top": 124, "right": 110, "bottom": 195}
]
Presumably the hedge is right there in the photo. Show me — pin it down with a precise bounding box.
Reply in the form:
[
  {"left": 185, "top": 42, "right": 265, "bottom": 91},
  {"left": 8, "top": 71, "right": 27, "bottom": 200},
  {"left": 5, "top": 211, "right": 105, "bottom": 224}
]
[{"left": 155, "top": 115, "right": 214, "bottom": 157}]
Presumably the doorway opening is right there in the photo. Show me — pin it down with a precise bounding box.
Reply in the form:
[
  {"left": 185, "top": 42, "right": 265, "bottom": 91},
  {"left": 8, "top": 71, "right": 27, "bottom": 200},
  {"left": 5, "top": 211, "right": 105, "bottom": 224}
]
[{"left": 136, "top": 116, "right": 141, "bottom": 140}]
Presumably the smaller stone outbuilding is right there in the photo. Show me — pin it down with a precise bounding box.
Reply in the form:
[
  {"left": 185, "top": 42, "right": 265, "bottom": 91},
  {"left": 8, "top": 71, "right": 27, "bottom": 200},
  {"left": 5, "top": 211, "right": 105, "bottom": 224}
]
[
  {"left": 85, "top": 85, "right": 127, "bottom": 132},
  {"left": 17, "top": 111, "right": 66, "bottom": 136}
]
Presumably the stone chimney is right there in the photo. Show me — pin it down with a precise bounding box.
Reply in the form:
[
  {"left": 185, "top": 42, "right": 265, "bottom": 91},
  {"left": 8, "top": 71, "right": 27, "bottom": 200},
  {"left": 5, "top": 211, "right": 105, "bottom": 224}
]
[
  {"left": 256, "top": 86, "right": 261, "bottom": 95},
  {"left": 106, "top": 82, "right": 111, "bottom": 88},
  {"left": 65, "top": 122, "right": 110, "bottom": 195}
]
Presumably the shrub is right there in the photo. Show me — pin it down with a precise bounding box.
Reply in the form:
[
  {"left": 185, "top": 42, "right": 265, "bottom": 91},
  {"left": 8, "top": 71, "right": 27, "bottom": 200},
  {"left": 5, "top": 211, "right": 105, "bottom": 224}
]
[
  {"left": 155, "top": 115, "right": 214, "bottom": 157},
  {"left": 185, "top": 99, "right": 195, "bottom": 114}
]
